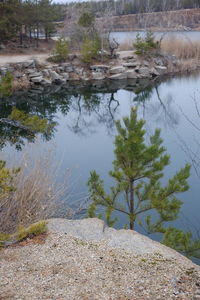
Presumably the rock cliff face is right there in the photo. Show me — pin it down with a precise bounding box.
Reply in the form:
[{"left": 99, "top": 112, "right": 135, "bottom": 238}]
[{"left": 97, "top": 8, "right": 200, "bottom": 31}]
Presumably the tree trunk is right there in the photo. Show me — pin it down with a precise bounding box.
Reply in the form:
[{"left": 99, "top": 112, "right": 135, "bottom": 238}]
[
  {"left": 19, "top": 27, "right": 23, "bottom": 45},
  {"left": 45, "top": 28, "right": 48, "bottom": 41},
  {"left": 36, "top": 23, "right": 39, "bottom": 48},
  {"left": 129, "top": 180, "right": 134, "bottom": 230}
]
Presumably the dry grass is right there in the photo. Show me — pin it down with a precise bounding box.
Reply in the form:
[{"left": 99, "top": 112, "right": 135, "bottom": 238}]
[
  {"left": 119, "top": 39, "right": 134, "bottom": 51},
  {"left": 161, "top": 36, "right": 200, "bottom": 60},
  {"left": 0, "top": 148, "right": 71, "bottom": 234},
  {"left": 12, "top": 77, "right": 30, "bottom": 91}
]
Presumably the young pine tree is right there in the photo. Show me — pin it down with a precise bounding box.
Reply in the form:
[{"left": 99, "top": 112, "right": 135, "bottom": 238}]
[{"left": 88, "top": 107, "right": 190, "bottom": 233}]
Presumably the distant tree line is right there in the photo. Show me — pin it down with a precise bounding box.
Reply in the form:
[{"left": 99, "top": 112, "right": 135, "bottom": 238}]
[
  {"left": 66, "top": 0, "right": 200, "bottom": 17},
  {"left": 0, "top": 0, "right": 64, "bottom": 44}
]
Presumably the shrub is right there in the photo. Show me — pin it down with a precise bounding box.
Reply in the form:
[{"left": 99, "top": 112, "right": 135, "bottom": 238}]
[
  {"left": 48, "top": 37, "right": 69, "bottom": 63},
  {"left": 133, "top": 32, "right": 158, "bottom": 56},
  {"left": 81, "top": 35, "right": 101, "bottom": 64},
  {"left": 0, "top": 221, "right": 47, "bottom": 247},
  {"left": 0, "top": 71, "right": 13, "bottom": 97},
  {"left": 0, "top": 147, "right": 69, "bottom": 234},
  {"left": 0, "top": 233, "right": 10, "bottom": 248},
  {"left": 78, "top": 12, "right": 95, "bottom": 28},
  {"left": 17, "top": 221, "right": 47, "bottom": 241}
]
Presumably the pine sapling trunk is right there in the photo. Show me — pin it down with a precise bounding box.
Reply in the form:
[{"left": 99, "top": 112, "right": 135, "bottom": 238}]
[{"left": 129, "top": 180, "right": 134, "bottom": 230}]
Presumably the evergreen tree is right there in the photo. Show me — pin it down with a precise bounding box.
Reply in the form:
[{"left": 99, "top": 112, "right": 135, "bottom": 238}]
[
  {"left": 88, "top": 107, "right": 190, "bottom": 232},
  {"left": 0, "top": 0, "right": 20, "bottom": 42}
]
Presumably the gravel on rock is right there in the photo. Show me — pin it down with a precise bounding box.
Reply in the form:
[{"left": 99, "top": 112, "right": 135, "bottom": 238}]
[{"left": 1, "top": 218, "right": 200, "bottom": 300}]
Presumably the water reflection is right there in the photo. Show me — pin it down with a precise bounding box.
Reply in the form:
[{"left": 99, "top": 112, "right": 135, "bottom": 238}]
[
  {"left": 0, "top": 78, "right": 166, "bottom": 148},
  {"left": 1, "top": 72, "right": 200, "bottom": 261}
]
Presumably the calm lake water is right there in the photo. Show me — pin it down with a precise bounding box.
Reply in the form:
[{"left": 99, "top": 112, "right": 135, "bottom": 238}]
[
  {"left": 1, "top": 72, "right": 200, "bottom": 262},
  {"left": 111, "top": 30, "right": 200, "bottom": 44}
]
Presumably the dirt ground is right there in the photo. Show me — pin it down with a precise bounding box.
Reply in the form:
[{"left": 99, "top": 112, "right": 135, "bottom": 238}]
[
  {"left": 0, "top": 39, "right": 56, "bottom": 66},
  {"left": 0, "top": 53, "right": 50, "bottom": 67}
]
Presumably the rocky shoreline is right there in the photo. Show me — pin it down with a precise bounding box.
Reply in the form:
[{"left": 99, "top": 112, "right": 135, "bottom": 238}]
[{"left": 0, "top": 51, "right": 181, "bottom": 92}]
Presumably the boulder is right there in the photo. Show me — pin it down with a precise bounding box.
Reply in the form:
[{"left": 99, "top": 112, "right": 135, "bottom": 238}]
[
  {"left": 0, "top": 67, "right": 8, "bottom": 75},
  {"left": 123, "top": 62, "right": 138, "bottom": 68},
  {"left": 75, "top": 68, "right": 84, "bottom": 75},
  {"left": 90, "top": 65, "right": 110, "bottom": 72},
  {"left": 41, "top": 79, "right": 52, "bottom": 86},
  {"left": 49, "top": 70, "right": 61, "bottom": 81},
  {"left": 155, "top": 65, "right": 167, "bottom": 74},
  {"left": 126, "top": 70, "right": 138, "bottom": 79},
  {"left": 139, "top": 67, "right": 151, "bottom": 77},
  {"left": 150, "top": 67, "right": 160, "bottom": 77},
  {"left": 42, "top": 69, "right": 50, "bottom": 77},
  {"left": 30, "top": 76, "right": 43, "bottom": 83},
  {"left": 109, "top": 66, "right": 126, "bottom": 74},
  {"left": 47, "top": 218, "right": 200, "bottom": 262},
  {"left": 81, "top": 72, "right": 90, "bottom": 81},
  {"left": 122, "top": 55, "right": 134, "bottom": 60},
  {"left": 64, "top": 66, "right": 74, "bottom": 73},
  {"left": 29, "top": 72, "right": 42, "bottom": 78},
  {"left": 26, "top": 69, "right": 36, "bottom": 75},
  {"left": 110, "top": 73, "right": 127, "bottom": 80},
  {"left": 92, "top": 72, "right": 105, "bottom": 80},
  {"left": 68, "top": 73, "right": 80, "bottom": 81},
  {"left": 154, "top": 57, "right": 165, "bottom": 66},
  {"left": 62, "top": 72, "right": 69, "bottom": 80},
  {"left": 143, "top": 60, "right": 150, "bottom": 67},
  {"left": 54, "top": 78, "right": 65, "bottom": 84},
  {"left": 21, "top": 60, "right": 35, "bottom": 68}
]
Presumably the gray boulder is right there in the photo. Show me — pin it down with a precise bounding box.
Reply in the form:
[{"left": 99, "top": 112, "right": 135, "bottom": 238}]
[
  {"left": 110, "top": 73, "right": 127, "bottom": 80},
  {"left": 122, "top": 55, "right": 134, "bottom": 60},
  {"left": 90, "top": 65, "right": 110, "bottom": 72},
  {"left": 123, "top": 62, "right": 138, "bottom": 68},
  {"left": 21, "top": 60, "right": 35, "bottom": 68},
  {"left": 110, "top": 66, "right": 126, "bottom": 74},
  {"left": 154, "top": 57, "right": 165, "bottom": 66},
  {"left": 75, "top": 68, "right": 84, "bottom": 75},
  {"left": 150, "top": 67, "right": 160, "bottom": 76},
  {"left": 81, "top": 72, "right": 90, "bottom": 81},
  {"left": 92, "top": 72, "right": 105, "bottom": 80},
  {"left": 41, "top": 79, "right": 52, "bottom": 86},
  {"left": 0, "top": 67, "right": 8, "bottom": 75},
  {"left": 47, "top": 218, "right": 197, "bottom": 262},
  {"left": 139, "top": 67, "right": 151, "bottom": 77},
  {"left": 30, "top": 76, "right": 43, "bottom": 83},
  {"left": 49, "top": 70, "right": 61, "bottom": 81},
  {"left": 62, "top": 72, "right": 69, "bottom": 80},
  {"left": 155, "top": 65, "right": 167, "bottom": 74},
  {"left": 29, "top": 72, "right": 42, "bottom": 78},
  {"left": 42, "top": 69, "right": 50, "bottom": 77},
  {"left": 126, "top": 70, "right": 138, "bottom": 79}
]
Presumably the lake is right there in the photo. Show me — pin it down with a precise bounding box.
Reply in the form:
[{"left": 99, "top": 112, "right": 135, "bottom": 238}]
[
  {"left": 1, "top": 72, "right": 200, "bottom": 262},
  {"left": 111, "top": 30, "right": 200, "bottom": 44}
]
